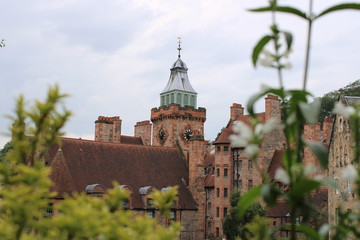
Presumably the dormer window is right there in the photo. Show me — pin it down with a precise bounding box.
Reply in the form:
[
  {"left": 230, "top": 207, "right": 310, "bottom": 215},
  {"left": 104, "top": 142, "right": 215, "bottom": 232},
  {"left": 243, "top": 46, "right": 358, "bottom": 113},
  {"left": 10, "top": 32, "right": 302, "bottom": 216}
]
[
  {"left": 161, "top": 186, "right": 179, "bottom": 208},
  {"left": 119, "top": 185, "right": 133, "bottom": 209},
  {"left": 139, "top": 186, "right": 156, "bottom": 209},
  {"left": 85, "top": 184, "right": 105, "bottom": 198}
]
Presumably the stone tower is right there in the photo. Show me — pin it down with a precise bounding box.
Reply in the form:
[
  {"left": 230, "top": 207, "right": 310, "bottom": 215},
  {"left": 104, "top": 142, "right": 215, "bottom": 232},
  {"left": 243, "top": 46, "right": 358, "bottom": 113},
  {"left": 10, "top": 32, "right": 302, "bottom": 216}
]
[
  {"left": 150, "top": 40, "right": 206, "bottom": 239},
  {"left": 150, "top": 41, "right": 206, "bottom": 156}
]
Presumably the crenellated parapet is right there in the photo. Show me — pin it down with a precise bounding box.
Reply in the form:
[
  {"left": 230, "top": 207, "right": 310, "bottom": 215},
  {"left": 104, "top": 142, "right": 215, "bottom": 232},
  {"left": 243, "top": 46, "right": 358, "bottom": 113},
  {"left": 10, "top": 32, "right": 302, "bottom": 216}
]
[{"left": 151, "top": 104, "right": 206, "bottom": 123}]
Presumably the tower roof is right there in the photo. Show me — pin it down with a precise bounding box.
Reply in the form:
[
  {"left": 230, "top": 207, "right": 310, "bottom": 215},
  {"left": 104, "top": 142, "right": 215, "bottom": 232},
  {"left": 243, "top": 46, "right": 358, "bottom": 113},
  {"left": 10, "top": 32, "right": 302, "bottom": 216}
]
[{"left": 161, "top": 57, "right": 197, "bottom": 94}]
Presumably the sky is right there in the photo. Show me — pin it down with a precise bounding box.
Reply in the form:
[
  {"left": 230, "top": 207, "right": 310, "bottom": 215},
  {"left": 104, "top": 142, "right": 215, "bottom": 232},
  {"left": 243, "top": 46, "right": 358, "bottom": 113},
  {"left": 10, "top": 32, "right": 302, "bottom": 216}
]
[{"left": 1, "top": 0, "right": 359, "bottom": 148}]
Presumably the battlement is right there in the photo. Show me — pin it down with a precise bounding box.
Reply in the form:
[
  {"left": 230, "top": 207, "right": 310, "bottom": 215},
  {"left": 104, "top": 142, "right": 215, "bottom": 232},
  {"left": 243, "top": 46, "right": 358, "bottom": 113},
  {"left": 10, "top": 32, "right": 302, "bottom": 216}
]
[
  {"left": 95, "top": 116, "right": 121, "bottom": 123},
  {"left": 151, "top": 104, "right": 206, "bottom": 122}
]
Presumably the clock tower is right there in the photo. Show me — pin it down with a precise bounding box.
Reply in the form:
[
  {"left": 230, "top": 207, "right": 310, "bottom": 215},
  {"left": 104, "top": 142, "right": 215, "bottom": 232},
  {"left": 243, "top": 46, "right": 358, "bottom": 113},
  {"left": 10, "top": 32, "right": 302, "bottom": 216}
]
[
  {"left": 150, "top": 38, "right": 207, "bottom": 239},
  {"left": 150, "top": 39, "right": 206, "bottom": 154}
]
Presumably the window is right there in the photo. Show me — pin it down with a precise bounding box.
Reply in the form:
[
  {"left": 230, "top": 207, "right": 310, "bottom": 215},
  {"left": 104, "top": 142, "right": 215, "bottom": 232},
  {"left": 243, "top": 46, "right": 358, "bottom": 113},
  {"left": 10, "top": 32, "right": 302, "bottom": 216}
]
[
  {"left": 146, "top": 198, "right": 153, "bottom": 207},
  {"left": 248, "top": 180, "right": 253, "bottom": 189},
  {"left": 216, "top": 227, "right": 219, "bottom": 237},
  {"left": 345, "top": 154, "right": 348, "bottom": 166},
  {"left": 170, "top": 211, "right": 176, "bottom": 221},
  {"left": 216, "top": 207, "right": 220, "bottom": 217},
  {"left": 217, "top": 168, "right": 220, "bottom": 177},
  {"left": 146, "top": 210, "right": 155, "bottom": 218},
  {"left": 249, "top": 159, "right": 253, "bottom": 169},
  {"left": 223, "top": 207, "right": 228, "bottom": 217},
  {"left": 207, "top": 203, "right": 211, "bottom": 214},
  {"left": 217, "top": 146, "right": 221, "bottom": 152},
  {"left": 239, "top": 180, "right": 243, "bottom": 189},
  {"left": 335, "top": 179, "right": 339, "bottom": 194},
  {"left": 208, "top": 221, "right": 211, "bottom": 230},
  {"left": 44, "top": 203, "right": 54, "bottom": 217},
  {"left": 122, "top": 199, "right": 129, "bottom": 208},
  {"left": 224, "top": 146, "right": 229, "bottom": 152},
  {"left": 347, "top": 180, "right": 351, "bottom": 194},
  {"left": 224, "top": 188, "right": 228, "bottom": 198},
  {"left": 273, "top": 221, "right": 276, "bottom": 226},
  {"left": 224, "top": 168, "right": 228, "bottom": 178},
  {"left": 216, "top": 188, "right": 220, "bottom": 197},
  {"left": 239, "top": 160, "right": 242, "bottom": 169}
]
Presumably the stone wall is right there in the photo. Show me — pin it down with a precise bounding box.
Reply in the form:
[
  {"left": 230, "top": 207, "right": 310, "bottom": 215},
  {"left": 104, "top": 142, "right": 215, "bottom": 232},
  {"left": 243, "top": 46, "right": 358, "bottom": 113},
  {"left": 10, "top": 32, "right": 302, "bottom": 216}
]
[{"left": 134, "top": 120, "right": 152, "bottom": 145}]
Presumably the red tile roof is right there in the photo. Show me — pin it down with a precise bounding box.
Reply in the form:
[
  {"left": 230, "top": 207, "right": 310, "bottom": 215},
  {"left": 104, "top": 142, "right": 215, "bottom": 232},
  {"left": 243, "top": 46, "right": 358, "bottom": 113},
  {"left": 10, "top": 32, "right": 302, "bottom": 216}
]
[
  {"left": 204, "top": 154, "right": 215, "bottom": 167},
  {"left": 204, "top": 154, "right": 214, "bottom": 187},
  {"left": 267, "top": 200, "right": 290, "bottom": 217},
  {"left": 48, "top": 138, "right": 197, "bottom": 210},
  {"left": 267, "top": 149, "right": 284, "bottom": 181},
  {"left": 120, "top": 135, "right": 143, "bottom": 145}
]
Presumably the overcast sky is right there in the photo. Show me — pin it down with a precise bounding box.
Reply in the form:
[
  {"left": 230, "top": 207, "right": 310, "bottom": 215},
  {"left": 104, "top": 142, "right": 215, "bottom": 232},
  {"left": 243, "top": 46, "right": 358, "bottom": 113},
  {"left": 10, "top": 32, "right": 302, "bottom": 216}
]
[{"left": 1, "top": 0, "right": 359, "bottom": 148}]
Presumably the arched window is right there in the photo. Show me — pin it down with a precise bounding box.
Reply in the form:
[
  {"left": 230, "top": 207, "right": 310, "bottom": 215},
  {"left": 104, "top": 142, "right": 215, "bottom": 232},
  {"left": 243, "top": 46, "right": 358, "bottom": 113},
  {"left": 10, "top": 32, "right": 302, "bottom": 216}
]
[
  {"left": 339, "top": 118, "right": 343, "bottom": 132},
  {"left": 119, "top": 185, "right": 133, "bottom": 208}
]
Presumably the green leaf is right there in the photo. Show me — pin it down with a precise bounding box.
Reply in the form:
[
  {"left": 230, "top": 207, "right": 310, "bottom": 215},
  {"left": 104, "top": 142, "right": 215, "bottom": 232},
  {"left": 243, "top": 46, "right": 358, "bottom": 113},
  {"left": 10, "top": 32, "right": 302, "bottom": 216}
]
[
  {"left": 317, "top": 3, "right": 360, "bottom": 18},
  {"left": 304, "top": 141, "right": 328, "bottom": 169},
  {"left": 252, "top": 35, "right": 272, "bottom": 67},
  {"left": 291, "top": 178, "right": 321, "bottom": 197},
  {"left": 237, "top": 186, "right": 261, "bottom": 218},
  {"left": 295, "top": 224, "right": 320, "bottom": 240},
  {"left": 249, "top": 6, "right": 308, "bottom": 20},
  {"left": 281, "top": 31, "right": 293, "bottom": 50}
]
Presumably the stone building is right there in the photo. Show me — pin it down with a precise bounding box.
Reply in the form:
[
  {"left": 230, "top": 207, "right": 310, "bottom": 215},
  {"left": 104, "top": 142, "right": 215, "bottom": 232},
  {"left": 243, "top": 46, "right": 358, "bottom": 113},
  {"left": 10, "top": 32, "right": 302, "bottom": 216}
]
[
  {"left": 210, "top": 96, "right": 286, "bottom": 237},
  {"left": 328, "top": 92, "right": 360, "bottom": 228}
]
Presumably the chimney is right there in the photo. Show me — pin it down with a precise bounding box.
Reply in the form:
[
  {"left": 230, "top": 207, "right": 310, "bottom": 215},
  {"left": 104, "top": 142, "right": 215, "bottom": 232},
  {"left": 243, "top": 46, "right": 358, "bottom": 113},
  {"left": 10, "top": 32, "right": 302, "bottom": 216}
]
[
  {"left": 265, "top": 94, "right": 281, "bottom": 121},
  {"left": 94, "top": 116, "right": 121, "bottom": 142},
  {"left": 230, "top": 103, "right": 244, "bottom": 121},
  {"left": 134, "top": 120, "right": 152, "bottom": 145}
]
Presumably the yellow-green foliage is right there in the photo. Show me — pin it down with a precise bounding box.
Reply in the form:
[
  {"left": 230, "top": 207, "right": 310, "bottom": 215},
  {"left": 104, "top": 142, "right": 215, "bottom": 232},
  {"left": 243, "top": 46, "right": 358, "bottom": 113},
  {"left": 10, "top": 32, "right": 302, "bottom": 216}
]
[{"left": 0, "top": 85, "right": 180, "bottom": 240}]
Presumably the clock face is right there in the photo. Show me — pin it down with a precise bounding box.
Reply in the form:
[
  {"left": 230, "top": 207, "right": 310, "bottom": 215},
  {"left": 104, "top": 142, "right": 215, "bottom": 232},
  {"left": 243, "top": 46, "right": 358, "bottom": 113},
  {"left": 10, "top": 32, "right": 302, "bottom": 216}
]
[
  {"left": 158, "top": 128, "right": 166, "bottom": 142},
  {"left": 183, "top": 128, "right": 193, "bottom": 141}
]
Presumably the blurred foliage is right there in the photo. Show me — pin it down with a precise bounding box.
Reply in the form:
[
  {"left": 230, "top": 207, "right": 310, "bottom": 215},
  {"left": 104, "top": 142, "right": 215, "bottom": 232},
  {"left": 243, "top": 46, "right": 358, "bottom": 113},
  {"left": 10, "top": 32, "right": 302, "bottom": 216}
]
[{"left": 222, "top": 190, "right": 265, "bottom": 240}]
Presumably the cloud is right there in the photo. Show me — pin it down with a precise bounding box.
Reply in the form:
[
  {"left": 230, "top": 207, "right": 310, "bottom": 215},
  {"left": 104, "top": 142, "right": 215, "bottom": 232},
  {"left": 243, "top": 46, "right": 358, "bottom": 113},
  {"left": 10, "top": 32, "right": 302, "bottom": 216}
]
[{"left": 1, "top": 0, "right": 359, "bottom": 148}]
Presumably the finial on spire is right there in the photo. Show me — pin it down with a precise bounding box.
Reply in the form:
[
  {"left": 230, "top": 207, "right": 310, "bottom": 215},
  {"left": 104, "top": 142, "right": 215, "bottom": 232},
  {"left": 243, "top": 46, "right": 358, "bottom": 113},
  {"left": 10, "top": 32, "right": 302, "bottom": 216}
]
[{"left": 177, "top": 36, "right": 182, "bottom": 58}]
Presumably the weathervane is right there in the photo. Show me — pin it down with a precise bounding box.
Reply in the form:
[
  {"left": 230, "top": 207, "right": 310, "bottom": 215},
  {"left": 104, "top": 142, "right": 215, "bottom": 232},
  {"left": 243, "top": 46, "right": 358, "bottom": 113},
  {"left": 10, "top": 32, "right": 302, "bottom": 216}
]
[{"left": 177, "top": 36, "right": 182, "bottom": 58}]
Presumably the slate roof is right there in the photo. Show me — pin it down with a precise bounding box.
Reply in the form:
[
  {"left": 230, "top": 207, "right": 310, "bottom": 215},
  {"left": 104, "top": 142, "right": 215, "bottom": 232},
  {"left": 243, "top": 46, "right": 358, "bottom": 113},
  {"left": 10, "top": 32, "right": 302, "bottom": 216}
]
[
  {"left": 344, "top": 96, "right": 360, "bottom": 106},
  {"left": 213, "top": 113, "right": 266, "bottom": 145},
  {"left": 161, "top": 57, "right": 197, "bottom": 94},
  {"left": 48, "top": 138, "right": 197, "bottom": 210}
]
